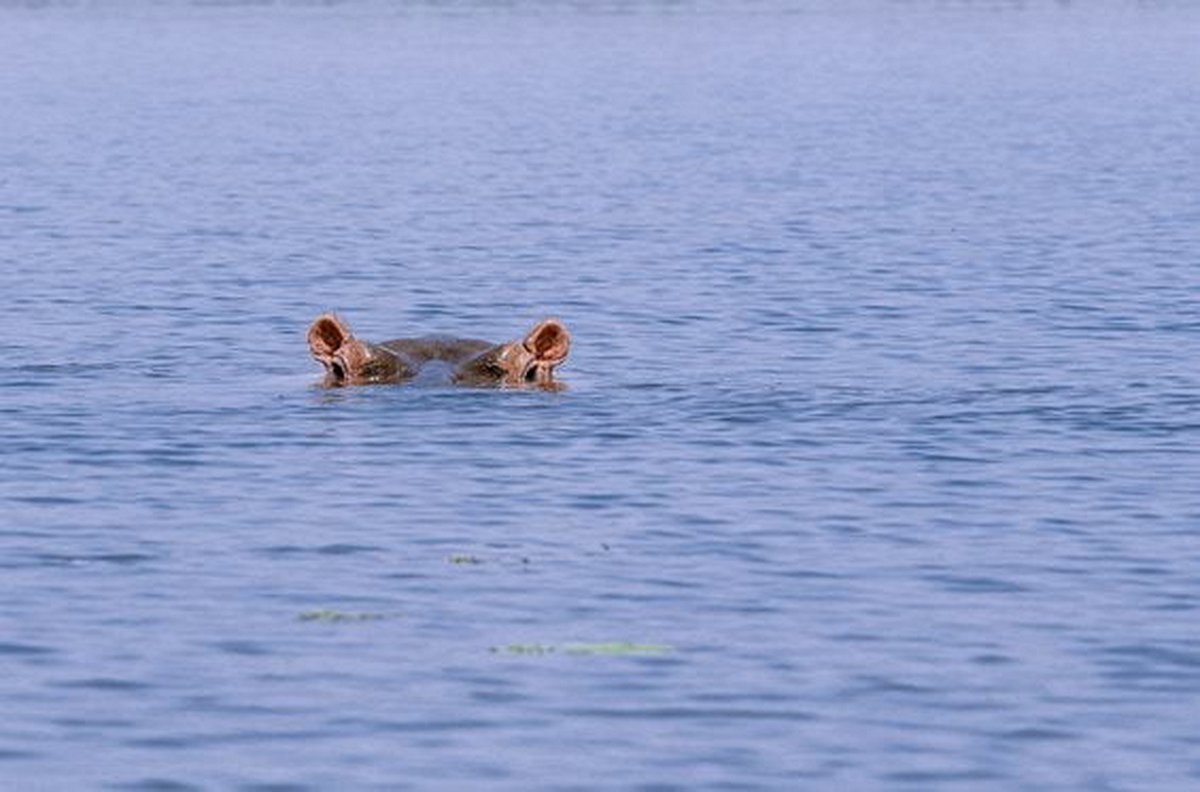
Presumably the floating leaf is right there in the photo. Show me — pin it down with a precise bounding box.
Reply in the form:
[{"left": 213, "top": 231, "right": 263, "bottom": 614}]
[
  {"left": 491, "top": 642, "right": 672, "bottom": 656},
  {"left": 298, "top": 610, "right": 388, "bottom": 623},
  {"left": 492, "top": 644, "right": 555, "bottom": 655}
]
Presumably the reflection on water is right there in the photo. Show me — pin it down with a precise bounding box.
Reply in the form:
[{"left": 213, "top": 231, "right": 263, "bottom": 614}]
[{"left": 1, "top": 1, "right": 1198, "bottom": 789}]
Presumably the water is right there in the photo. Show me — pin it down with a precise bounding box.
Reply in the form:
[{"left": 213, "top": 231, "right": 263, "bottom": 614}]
[{"left": 2, "top": 1, "right": 1198, "bottom": 788}]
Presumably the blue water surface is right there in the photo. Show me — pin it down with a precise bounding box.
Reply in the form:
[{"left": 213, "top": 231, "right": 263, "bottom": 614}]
[{"left": 1, "top": 1, "right": 1198, "bottom": 789}]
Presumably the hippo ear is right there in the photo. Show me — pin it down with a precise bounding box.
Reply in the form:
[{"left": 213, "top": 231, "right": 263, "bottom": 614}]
[
  {"left": 307, "top": 314, "right": 353, "bottom": 361},
  {"left": 523, "top": 319, "right": 570, "bottom": 364}
]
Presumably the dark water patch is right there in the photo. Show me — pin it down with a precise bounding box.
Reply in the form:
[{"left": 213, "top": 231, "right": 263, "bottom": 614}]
[
  {"left": 828, "top": 631, "right": 886, "bottom": 644},
  {"left": 52, "top": 677, "right": 153, "bottom": 692},
  {"left": 28, "top": 552, "right": 162, "bottom": 567},
  {"left": 125, "top": 727, "right": 332, "bottom": 750},
  {"left": 560, "top": 707, "right": 817, "bottom": 723},
  {"left": 841, "top": 675, "right": 939, "bottom": 699},
  {"left": 1122, "top": 563, "right": 1172, "bottom": 578},
  {"left": 0, "top": 642, "right": 56, "bottom": 657},
  {"left": 211, "top": 640, "right": 274, "bottom": 657},
  {"left": 0, "top": 362, "right": 113, "bottom": 377},
  {"left": 54, "top": 716, "right": 138, "bottom": 729},
  {"left": 569, "top": 493, "right": 629, "bottom": 511},
  {"left": 690, "top": 690, "right": 800, "bottom": 706},
  {"left": 970, "top": 653, "right": 1015, "bottom": 666},
  {"left": 1101, "top": 644, "right": 1200, "bottom": 669},
  {"left": 883, "top": 768, "right": 1004, "bottom": 784},
  {"left": 325, "top": 717, "right": 496, "bottom": 734},
  {"left": 120, "top": 736, "right": 194, "bottom": 751},
  {"left": 255, "top": 543, "right": 385, "bottom": 557},
  {"left": 109, "top": 779, "right": 204, "bottom": 791},
  {"left": 919, "top": 574, "right": 1031, "bottom": 595},
  {"left": 310, "top": 543, "right": 386, "bottom": 556},
  {"left": 0, "top": 748, "right": 41, "bottom": 761},
  {"left": 1097, "top": 644, "right": 1200, "bottom": 690},
  {"left": 1147, "top": 592, "right": 1199, "bottom": 612},
  {"left": 996, "top": 726, "right": 1081, "bottom": 742},
  {"left": 468, "top": 688, "right": 529, "bottom": 705}
]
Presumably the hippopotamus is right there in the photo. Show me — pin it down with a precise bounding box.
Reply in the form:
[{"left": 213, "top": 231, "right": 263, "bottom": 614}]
[{"left": 307, "top": 313, "right": 570, "bottom": 389}]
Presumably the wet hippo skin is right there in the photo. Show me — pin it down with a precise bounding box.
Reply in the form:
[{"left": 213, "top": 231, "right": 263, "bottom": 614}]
[{"left": 307, "top": 314, "right": 570, "bottom": 390}]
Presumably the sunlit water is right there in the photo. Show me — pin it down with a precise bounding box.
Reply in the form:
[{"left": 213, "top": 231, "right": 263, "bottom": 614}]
[{"left": 2, "top": 1, "right": 1198, "bottom": 789}]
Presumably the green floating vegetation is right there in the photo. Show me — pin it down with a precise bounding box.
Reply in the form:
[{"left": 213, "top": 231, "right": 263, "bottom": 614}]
[
  {"left": 298, "top": 610, "right": 388, "bottom": 623},
  {"left": 492, "top": 643, "right": 673, "bottom": 657},
  {"left": 492, "top": 644, "right": 555, "bottom": 655},
  {"left": 565, "top": 643, "right": 673, "bottom": 656}
]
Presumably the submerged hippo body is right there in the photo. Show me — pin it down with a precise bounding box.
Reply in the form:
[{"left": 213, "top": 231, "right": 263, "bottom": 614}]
[{"left": 307, "top": 314, "right": 570, "bottom": 389}]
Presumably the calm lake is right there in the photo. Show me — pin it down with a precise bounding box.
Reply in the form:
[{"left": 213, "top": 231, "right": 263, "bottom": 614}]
[{"left": 1, "top": 0, "right": 1198, "bottom": 788}]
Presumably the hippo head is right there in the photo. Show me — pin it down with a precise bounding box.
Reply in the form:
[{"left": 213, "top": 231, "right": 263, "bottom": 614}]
[
  {"left": 307, "top": 314, "right": 409, "bottom": 386},
  {"left": 457, "top": 319, "right": 571, "bottom": 390}
]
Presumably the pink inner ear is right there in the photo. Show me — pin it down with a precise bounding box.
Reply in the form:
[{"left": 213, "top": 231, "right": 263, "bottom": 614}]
[
  {"left": 526, "top": 320, "right": 570, "bottom": 362},
  {"left": 308, "top": 315, "right": 351, "bottom": 359}
]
